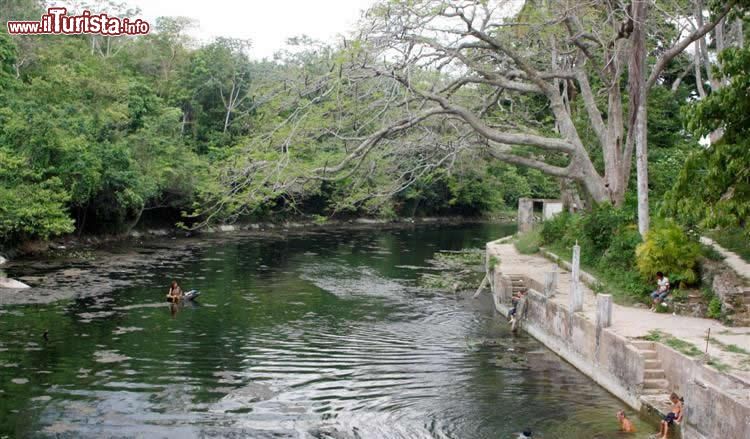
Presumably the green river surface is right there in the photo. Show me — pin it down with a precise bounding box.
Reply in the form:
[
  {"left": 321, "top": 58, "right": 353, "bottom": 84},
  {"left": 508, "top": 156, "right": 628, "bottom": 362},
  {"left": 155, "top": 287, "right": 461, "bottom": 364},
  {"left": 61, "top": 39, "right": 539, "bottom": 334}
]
[{"left": 0, "top": 223, "right": 655, "bottom": 438}]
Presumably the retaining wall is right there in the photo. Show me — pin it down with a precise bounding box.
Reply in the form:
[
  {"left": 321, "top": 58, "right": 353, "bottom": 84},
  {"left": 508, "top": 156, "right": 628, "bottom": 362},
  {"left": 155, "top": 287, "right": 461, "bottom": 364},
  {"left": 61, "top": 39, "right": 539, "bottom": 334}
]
[
  {"left": 655, "top": 344, "right": 750, "bottom": 439},
  {"left": 491, "top": 275, "right": 645, "bottom": 409},
  {"left": 489, "top": 240, "right": 750, "bottom": 439}
]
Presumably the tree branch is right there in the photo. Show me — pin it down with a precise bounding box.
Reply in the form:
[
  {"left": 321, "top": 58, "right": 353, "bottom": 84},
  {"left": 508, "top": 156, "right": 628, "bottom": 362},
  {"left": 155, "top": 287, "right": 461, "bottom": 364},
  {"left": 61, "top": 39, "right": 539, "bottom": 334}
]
[{"left": 647, "top": 0, "right": 737, "bottom": 91}]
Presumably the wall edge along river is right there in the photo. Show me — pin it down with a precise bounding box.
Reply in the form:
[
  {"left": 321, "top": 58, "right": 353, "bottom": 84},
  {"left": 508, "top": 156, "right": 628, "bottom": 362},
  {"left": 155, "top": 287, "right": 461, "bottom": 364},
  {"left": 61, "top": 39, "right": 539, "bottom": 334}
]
[{"left": 487, "top": 237, "right": 750, "bottom": 439}]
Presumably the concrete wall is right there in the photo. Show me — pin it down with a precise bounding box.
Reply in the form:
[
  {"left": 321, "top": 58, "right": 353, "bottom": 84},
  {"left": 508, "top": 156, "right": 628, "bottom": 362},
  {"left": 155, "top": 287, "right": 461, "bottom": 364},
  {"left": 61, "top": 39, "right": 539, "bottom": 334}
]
[
  {"left": 655, "top": 344, "right": 750, "bottom": 439},
  {"left": 543, "top": 201, "right": 564, "bottom": 220},
  {"left": 493, "top": 278, "right": 645, "bottom": 409},
  {"left": 491, "top": 243, "right": 750, "bottom": 439},
  {"left": 518, "top": 199, "right": 564, "bottom": 233}
]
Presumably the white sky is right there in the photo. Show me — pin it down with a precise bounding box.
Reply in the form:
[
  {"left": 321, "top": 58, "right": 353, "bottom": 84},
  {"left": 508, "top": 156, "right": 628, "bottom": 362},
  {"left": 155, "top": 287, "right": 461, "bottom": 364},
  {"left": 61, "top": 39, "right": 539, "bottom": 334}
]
[{"left": 125, "top": 0, "right": 378, "bottom": 59}]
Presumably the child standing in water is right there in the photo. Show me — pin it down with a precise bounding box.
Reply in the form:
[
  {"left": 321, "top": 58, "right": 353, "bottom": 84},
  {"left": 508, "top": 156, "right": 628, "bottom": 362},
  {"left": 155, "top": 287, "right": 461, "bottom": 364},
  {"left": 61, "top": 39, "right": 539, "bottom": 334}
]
[{"left": 658, "top": 393, "right": 683, "bottom": 438}]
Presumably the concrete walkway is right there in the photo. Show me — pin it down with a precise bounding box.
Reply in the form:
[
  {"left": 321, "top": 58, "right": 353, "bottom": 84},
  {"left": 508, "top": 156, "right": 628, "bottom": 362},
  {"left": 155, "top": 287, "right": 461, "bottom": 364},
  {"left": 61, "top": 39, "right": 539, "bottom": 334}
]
[
  {"left": 489, "top": 242, "right": 750, "bottom": 384},
  {"left": 700, "top": 236, "right": 750, "bottom": 281}
]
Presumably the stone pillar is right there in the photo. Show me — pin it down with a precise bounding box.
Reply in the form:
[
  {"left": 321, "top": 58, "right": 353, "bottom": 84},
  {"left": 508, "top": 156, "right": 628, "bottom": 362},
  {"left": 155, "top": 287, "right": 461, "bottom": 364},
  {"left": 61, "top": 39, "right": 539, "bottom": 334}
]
[
  {"left": 569, "top": 243, "right": 583, "bottom": 312},
  {"left": 544, "top": 270, "right": 558, "bottom": 297},
  {"left": 596, "top": 294, "right": 613, "bottom": 329},
  {"left": 517, "top": 198, "right": 534, "bottom": 233}
]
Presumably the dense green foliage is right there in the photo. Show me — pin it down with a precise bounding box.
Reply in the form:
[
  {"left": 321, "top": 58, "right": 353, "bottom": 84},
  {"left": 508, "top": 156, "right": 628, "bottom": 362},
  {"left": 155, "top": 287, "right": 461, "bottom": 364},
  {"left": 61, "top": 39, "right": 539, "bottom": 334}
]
[
  {"left": 0, "top": 2, "right": 559, "bottom": 247},
  {"left": 665, "top": 46, "right": 750, "bottom": 237},
  {"left": 635, "top": 221, "right": 701, "bottom": 286},
  {"left": 539, "top": 207, "right": 650, "bottom": 302}
]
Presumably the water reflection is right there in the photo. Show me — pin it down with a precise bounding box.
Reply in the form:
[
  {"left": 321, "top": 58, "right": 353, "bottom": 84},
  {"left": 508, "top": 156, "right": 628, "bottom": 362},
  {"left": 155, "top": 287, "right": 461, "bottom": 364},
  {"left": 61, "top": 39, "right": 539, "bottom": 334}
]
[{"left": 0, "top": 224, "right": 653, "bottom": 438}]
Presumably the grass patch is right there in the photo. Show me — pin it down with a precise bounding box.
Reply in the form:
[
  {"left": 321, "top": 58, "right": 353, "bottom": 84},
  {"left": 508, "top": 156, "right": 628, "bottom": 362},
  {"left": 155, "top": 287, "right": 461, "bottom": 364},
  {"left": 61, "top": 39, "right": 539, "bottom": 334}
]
[
  {"left": 664, "top": 337, "right": 704, "bottom": 357},
  {"left": 706, "top": 227, "right": 750, "bottom": 263},
  {"left": 642, "top": 330, "right": 735, "bottom": 373},
  {"left": 641, "top": 330, "right": 703, "bottom": 357},
  {"left": 707, "top": 358, "right": 731, "bottom": 373},
  {"left": 700, "top": 244, "right": 725, "bottom": 261},
  {"left": 514, "top": 229, "right": 541, "bottom": 255},
  {"left": 726, "top": 344, "right": 750, "bottom": 355},
  {"left": 488, "top": 255, "right": 500, "bottom": 270},
  {"left": 643, "top": 330, "right": 663, "bottom": 341},
  {"left": 544, "top": 242, "right": 650, "bottom": 306},
  {"left": 710, "top": 338, "right": 750, "bottom": 357}
]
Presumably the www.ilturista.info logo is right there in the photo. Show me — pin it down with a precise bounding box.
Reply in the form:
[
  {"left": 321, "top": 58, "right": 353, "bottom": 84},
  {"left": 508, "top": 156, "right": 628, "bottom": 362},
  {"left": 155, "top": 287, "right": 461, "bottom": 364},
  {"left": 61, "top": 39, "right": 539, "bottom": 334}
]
[{"left": 7, "top": 8, "right": 150, "bottom": 36}]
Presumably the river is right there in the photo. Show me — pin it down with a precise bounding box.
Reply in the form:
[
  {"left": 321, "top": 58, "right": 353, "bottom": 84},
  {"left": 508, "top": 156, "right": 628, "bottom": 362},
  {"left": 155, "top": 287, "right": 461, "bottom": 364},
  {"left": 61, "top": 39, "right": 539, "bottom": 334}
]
[{"left": 0, "top": 223, "right": 653, "bottom": 438}]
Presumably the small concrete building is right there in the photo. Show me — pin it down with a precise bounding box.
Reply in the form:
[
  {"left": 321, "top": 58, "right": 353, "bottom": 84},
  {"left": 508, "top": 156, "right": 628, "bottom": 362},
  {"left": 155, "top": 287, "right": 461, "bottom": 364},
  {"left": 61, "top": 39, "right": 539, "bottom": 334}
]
[{"left": 517, "top": 198, "right": 564, "bottom": 232}]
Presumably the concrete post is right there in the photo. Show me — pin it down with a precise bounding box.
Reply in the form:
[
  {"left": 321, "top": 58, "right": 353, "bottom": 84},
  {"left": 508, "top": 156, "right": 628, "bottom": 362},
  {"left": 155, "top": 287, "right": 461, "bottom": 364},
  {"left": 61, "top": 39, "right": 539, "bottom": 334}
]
[
  {"left": 569, "top": 243, "right": 583, "bottom": 312},
  {"left": 492, "top": 268, "right": 502, "bottom": 299},
  {"left": 544, "top": 270, "right": 558, "bottom": 297},
  {"left": 517, "top": 198, "right": 534, "bottom": 233},
  {"left": 596, "top": 294, "right": 613, "bottom": 329}
]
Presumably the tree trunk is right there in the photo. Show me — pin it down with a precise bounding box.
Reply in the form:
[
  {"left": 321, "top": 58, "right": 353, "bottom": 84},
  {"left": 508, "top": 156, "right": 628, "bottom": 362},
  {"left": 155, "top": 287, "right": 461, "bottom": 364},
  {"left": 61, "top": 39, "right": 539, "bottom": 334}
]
[
  {"left": 630, "top": 0, "right": 650, "bottom": 236},
  {"left": 635, "top": 95, "right": 649, "bottom": 235}
]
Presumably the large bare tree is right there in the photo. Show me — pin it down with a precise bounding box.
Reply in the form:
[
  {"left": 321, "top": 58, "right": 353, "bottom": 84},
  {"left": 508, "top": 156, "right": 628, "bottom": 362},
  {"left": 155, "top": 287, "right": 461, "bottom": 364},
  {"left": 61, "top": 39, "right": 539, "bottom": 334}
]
[
  {"left": 327, "top": 0, "right": 736, "bottom": 232},
  {"left": 203, "top": 0, "right": 740, "bottom": 231}
]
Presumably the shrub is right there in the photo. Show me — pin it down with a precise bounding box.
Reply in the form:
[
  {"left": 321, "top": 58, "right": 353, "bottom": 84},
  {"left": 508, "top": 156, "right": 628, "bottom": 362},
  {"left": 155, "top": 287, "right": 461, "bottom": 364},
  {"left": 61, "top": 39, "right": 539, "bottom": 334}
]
[
  {"left": 636, "top": 221, "right": 701, "bottom": 285},
  {"left": 599, "top": 225, "right": 642, "bottom": 271},
  {"left": 540, "top": 210, "right": 571, "bottom": 245},
  {"left": 708, "top": 297, "right": 723, "bottom": 319},
  {"left": 560, "top": 213, "right": 586, "bottom": 249},
  {"left": 580, "top": 204, "right": 632, "bottom": 255},
  {"left": 515, "top": 229, "right": 541, "bottom": 254}
]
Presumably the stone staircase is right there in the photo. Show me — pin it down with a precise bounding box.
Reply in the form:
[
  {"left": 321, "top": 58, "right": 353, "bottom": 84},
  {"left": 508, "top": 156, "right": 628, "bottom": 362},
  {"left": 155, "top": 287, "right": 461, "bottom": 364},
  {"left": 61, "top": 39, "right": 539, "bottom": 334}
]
[
  {"left": 632, "top": 340, "right": 678, "bottom": 429},
  {"left": 509, "top": 274, "right": 526, "bottom": 294},
  {"left": 734, "top": 288, "right": 750, "bottom": 327},
  {"left": 633, "top": 341, "right": 670, "bottom": 395}
]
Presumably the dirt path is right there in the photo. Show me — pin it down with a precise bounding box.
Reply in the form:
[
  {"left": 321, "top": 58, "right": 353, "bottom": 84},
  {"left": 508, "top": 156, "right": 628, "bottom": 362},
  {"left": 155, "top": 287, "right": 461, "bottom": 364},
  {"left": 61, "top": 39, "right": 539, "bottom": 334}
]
[
  {"left": 701, "top": 236, "right": 750, "bottom": 281},
  {"left": 489, "top": 241, "right": 750, "bottom": 382}
]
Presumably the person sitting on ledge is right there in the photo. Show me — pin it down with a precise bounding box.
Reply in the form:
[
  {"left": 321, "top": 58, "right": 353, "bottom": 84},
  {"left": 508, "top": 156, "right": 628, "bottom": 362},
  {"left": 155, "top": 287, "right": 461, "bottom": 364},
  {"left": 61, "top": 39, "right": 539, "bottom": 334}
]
[
  {"left": 649, "top": 271, "right": 670, "bottom": 311},
  {"left": 616, "top": 410, "right": 636, "bottom": 433},
  {"left": 658, "top": 393, "right": 683, "bottom": 439}
]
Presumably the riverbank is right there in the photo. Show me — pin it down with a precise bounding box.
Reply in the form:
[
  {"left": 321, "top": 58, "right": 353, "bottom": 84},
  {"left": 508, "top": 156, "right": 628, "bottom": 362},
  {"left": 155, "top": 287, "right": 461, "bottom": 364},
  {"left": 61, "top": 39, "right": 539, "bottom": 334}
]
[
  {"left": 486, "top": 237, "right": 750, "bottom": 439},
  {"left": 0, "top": 216, "right": 515, "bottom": 292},
  {"left": 1, "top": 215, "right": 515, "bottom": 261},
  {"left": 0, "top": 220, "right": 515, "bottom": 306}
]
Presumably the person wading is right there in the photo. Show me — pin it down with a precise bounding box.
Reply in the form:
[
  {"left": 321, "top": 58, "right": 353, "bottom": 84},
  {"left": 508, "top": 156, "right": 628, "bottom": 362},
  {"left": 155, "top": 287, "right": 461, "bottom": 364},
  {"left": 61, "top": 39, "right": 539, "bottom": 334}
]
[{"left": 166, "top": 280, "right": 183, "bottom": 303}]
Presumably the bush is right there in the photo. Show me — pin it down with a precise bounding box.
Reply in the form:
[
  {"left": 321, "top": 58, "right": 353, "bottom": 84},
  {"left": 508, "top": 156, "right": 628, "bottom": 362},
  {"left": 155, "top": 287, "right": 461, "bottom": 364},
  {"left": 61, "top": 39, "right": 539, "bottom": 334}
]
[
  {"left": 707, "top": 297, "right": 723, "bottom": 319},
  {"left": 599, "top": 225, "right": 642, "bottom": 271},
  {"left": 580, "top": 204, "right": 632, "bottom": 255},
  {"left": 540, "top": 210, "right": 571, "bottom": 245},
  {"left": 636, "top": 221, "right": 701, "bottom": 285},
  {"left": 515, "top": 229, "right": 541, "bottom": 254}
]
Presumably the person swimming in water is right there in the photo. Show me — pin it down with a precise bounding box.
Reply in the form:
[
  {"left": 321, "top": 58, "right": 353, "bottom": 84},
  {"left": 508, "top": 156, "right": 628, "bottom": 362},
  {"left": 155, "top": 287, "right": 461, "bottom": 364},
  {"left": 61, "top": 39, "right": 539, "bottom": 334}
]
[
  {"left": 617, "top": 410, "right": 636, "bottom": 433},
  {"left": 166, "top": 280, "right": 183, "bottom": 303}
]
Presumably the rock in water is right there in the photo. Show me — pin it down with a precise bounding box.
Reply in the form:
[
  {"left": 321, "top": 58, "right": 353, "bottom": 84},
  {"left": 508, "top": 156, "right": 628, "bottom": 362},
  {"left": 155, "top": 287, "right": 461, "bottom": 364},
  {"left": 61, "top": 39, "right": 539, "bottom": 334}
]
[{"left": 0, "top": 255, "right": 7, "bottom": 266}]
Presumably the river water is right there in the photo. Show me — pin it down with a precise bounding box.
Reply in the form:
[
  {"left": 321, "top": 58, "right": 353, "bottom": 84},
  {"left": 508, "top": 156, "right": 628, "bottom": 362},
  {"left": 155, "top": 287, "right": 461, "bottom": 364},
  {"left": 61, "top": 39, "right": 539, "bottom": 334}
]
[{"left": 0, "top": 223, "right": 653, "bottom": 438}]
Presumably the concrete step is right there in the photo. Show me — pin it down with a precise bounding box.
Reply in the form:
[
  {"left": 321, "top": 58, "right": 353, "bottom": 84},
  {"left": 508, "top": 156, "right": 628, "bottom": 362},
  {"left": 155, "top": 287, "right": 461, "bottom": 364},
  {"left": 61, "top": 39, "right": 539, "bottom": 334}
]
[
  {"left": 643, "top": 378, "right": 670, "bottom": 390},
  {"left": 644, "top": 359, "right": 661, "bottom": 369},
  {"left": 642, "top": 388, "right": 671, "bottom": 395},
  {"left": 639, "top": 350, "right": 658, "bottom": 360},
  {"left": 641, "top": 393, "right": 675, "bottom": 417},
  {"left": 631, "top": 341, "right": 655, "bottom": 350},
  {"left": 644, "top": 369, "right": 666, "bottom": 380}
]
